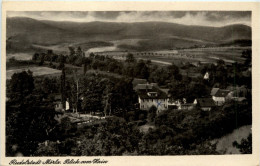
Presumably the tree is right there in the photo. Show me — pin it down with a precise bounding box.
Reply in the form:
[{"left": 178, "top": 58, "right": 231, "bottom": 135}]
[
  {"left": 81, "top": 75, "right": 104, "bottom": 114},
  {"left": 102, "top": 80, "right": 113, "bottom": 116},
  {"left": 8, "top": 70, "right": 34, "bottom": 102},
  {"left": 140, "top": 65, "right": 149, "bottom": 79},
  {"left": 57, "top": 55, "right": 65, "bottom": 70},
  {"left": 134, "top": 60, "right": 148, "bottom": 78},
  {"left": 83, "top": 58, "right": 92, "bottom": 75},
  {"left": 39, "top": 77, "right": 59, "bottom": 96},
  {"left": 149, "top": 67, "right": 170, "bottom": 86},
  {"left": 6, "top": 71, "right": 58, "bottom": 156},
  {"left": 217, "top": 59, "right": 225, "bottom": 67},
  {"left": 78, "top": 117, "right": 142, "bottom": 156},
  {"left": 125, "top": 53, "right": 136, "bottom": 63},
  {"left": 124, "top": 64, "right": 135, "bottom": 77},
  {"left": 89, "top": 52, "right": 95, "bottom": 58},
  {"left": 168, "top": 82, "right": 187, "bottom": 101},
  {"left": 167, "top": 63, "right": 179, "bottom": 78},
  {"left": 45, "top": 50, "right": 53, "bottom": 61},
  {"left": 148, "top": 105, "right": 157, "bottom": 123},
  {"left": 110, "top": 78, "right": 136, "bottom": 114},
  {"left": 32, "top": 53, "right": 39, "bottom": 62},
  {"left": 68, "top": 47, "right": 75, "bottom": 56},
  {"left": 76, "top": 46, "right": 84, "bottom": 57},
  {"left": 242, "top": 49, "right": 252, "bottom": 66},
  {"left": 39, "top": 53, "right": 45, "bottom": 66},
  {"left": 60, "top": 68, "right": 66, "bottom": 108},
  {"left": 74, "top": 56, "right": 84, "bottom": 66}
]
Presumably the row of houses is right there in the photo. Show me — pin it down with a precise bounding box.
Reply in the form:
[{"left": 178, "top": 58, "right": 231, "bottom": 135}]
[
  {"left": 134, "top": 82, "right": 248, "bottom": 112},
  {"left": 53, "top": 78, "right": 249, "bottom": 114}
]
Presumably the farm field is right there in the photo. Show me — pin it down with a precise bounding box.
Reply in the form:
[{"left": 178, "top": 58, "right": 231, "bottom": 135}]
[
  {"left": 6, "top": 66, "right": 61, "bottom": 80},
  {"left": 92, "top": 46, "right": 250, "bottom": 66},
  {"left": 7, "top": 53, "right": 33, "bottom": 61}
]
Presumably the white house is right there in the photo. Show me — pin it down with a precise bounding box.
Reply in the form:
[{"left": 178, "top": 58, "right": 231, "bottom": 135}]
[
  {"left": 168, "top": 99, "right": 181, "bottom": 110},
  {"left": 135, "top": 83, "right": 168, "bottom": 112},
  {"left": 211, "top": 89, "right": 230, "bottom": 106}
]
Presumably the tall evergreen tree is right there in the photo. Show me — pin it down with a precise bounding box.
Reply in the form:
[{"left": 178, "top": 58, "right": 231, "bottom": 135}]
[{"left": 60, "top": 67, "right": 66, "bottom": 109}]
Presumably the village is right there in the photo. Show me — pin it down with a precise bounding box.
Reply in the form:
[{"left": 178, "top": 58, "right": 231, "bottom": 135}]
[
  {"left": 5, "top": 11, "right": 252, "bottom": 156},
  {"left": 53, "top": 73, "right": 250, "bottom": 125},
  {"left": 6, "top": 46, "right": 252, "bottom": 156}
]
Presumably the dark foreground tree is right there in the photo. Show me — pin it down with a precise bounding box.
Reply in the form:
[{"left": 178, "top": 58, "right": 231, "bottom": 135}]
[
  {"left": 6, "top": 71, "right": 58, "bottom": 156},
  {"left": 8, "top": 70, "right": 34, "bottom": 103},
  {"left": 148, "top": 105, "right": 157, "bottom": 123}
]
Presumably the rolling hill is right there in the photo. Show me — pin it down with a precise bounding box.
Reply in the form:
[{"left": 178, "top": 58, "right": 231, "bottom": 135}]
[{"left": 6, "top": 17, "right": 251, "bottom": 53}]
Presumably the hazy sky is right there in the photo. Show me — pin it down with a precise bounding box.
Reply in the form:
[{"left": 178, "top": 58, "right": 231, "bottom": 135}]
[{"left": 7, "top": 11, "right": 251, "bottom": 27}]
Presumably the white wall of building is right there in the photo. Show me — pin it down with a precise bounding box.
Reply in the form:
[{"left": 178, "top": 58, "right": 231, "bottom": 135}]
[
  {"left": 212, "top": 96, "right": 225, "bottom": 106},
  {"left": 138, "top": 97, "right": 168, "bottom": 111}
]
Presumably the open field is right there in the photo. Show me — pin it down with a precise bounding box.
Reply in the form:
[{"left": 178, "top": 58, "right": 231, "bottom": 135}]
[
  {"left": 6, "top": 66, "right": 61, "bottom": 80},
  {"left": 7, "top": 53, "right": 33, "bottom": 61},
  {"left": 139, "top": 123, "right": 155, "bottom": 133},
  {"left": 94, "top": 46, "right": 250, "bottom": 66}
]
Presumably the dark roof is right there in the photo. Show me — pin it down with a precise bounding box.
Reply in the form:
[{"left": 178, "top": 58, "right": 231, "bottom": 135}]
[
  {"left": 134, "top": 84, "right": 153, "bottom": 91},
  {"left": 214, "top": 89, "right": 230, "bottom": 97},
  {"left": 211, "top": 88, "right": 219, "bottom": 96},
  {"left": 196, "top": 98, "right": 215, "bottom": 107},
  {"left": 181, "top": 103, "right": 194, "bottom": 107},
  {"left": 54, "top": 94, "right": 62, "bottom": 101},
  {"left": 160, "top": 88, "right": 170, "bottom": 95},
  {"left": 132, "top": 78, "right": 147, "bottom": 88},
  {"left": 134, "top": 83, "right": 158, "bottom": 91},
  {"left": 137, "top": 86, "right": 168, "bottom": 99}
]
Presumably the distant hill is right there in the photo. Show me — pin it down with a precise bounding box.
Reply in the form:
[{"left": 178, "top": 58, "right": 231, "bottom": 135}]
[{"left": 6, "top": 17, "right": 251, "bottom": 53}]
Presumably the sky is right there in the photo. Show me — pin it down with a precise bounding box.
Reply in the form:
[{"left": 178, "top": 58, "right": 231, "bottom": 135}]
[{"left": 7, "top": 11, "right": 251, "bottom": 27}]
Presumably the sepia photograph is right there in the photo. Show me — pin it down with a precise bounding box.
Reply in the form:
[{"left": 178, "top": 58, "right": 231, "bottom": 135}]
[{"left": 1, "top": 1, "right": 260, "bottom": 166}]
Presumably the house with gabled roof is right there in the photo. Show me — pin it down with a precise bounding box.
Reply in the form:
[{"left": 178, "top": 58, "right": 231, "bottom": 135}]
[
  {"left": 53, "top": 94, "right": 70, "bottom": 112},
  {"left": 134, "top": 83, "right": 168, "bottom": 112},
  {"left": 194, "top": 98, "right": 216, "bottom": 111},
  {"left": 211, "top": 88, "right": 231, "bottom": 106},
  {"left": 211, "top": 88, "right": 219, "bottom": 96},
  {"left": 132, "top": 78, "right": 147, "bottom": 88}
]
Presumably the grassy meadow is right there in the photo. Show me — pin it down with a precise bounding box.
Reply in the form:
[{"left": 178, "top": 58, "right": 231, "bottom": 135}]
[{"left": 6, "top": 66, "right": 62, "bottom": 80}]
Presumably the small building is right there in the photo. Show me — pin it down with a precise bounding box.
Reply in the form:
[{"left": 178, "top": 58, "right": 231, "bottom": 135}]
[
  {"left": 168, "top": 99, "right": 180, "bottom": 110},
  {"left": 204, "top": 72, "right": 210, "bottom": 80},
  {"left": 54, "top": 94, "right": 64, "bottom": 112},
  {"left": 132, "top": 78, "right": 147, "bottom": 88},
  {"left": 211, "top": 89, "right": 230, "bottom": 106},
  {"left": 168, "top": 98, "right": 194, "bottom": 110},
  {"left": 178, "top": 103, "right": 194, "bottom": 110},
  {"left": 135, "top": 83, "right": 168, "bottom": 112},
  {"left": 54, "top": 94, "right": 70, "bottom": 112},
  {"left": 194, "top": 98, "right": 216, "bottom": 111},
  {"left": 211, "top": 88, "right": 219, "bottom": 96}
]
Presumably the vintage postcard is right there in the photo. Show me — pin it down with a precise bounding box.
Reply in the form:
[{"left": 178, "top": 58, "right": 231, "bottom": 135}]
[{"left": 1, "top": 1, "right": 260, "bottom": 166}]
